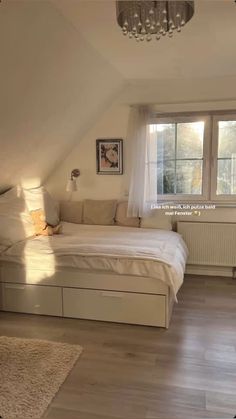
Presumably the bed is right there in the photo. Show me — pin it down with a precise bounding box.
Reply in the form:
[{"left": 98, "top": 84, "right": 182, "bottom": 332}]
[{"left": 0, "top": 222, "right": 188, "bottom": 328}]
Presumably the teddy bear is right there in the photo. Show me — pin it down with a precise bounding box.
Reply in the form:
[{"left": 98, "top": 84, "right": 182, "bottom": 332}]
[{"left": 30, "top": 209, "right": 61, "bottom": 236}]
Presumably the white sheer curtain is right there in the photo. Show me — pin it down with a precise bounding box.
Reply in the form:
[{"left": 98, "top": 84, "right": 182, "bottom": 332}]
[{"left": 127, "top": 106, "right": 158, "bottom": 217}]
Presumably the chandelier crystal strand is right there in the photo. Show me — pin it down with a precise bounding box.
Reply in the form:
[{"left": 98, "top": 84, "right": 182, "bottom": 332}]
[{"left": 116, "top": 1, "right": 194, "bottom": 42}]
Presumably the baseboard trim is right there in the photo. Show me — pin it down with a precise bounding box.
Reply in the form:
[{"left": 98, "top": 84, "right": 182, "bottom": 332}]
[{"left": 186, "top": 265, "right": 234, "bottom": 277}]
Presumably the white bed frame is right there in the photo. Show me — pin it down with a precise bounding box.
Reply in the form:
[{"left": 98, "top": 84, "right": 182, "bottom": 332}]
[{"left": 0, "top": 262, "right": 175, "bottom": 328}]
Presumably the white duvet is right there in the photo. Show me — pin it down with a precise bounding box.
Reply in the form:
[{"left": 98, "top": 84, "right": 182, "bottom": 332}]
[{"left": 1, "top": 223, "right": 188, "bottom": 298}]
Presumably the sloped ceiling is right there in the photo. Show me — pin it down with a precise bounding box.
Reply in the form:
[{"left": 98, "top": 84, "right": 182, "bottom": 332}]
[
  {"left": 1, "top": 0, "right": 236, "bottom": 194},
  {"left": 0, "top": 0, "right": 124, "bottom": 193}
]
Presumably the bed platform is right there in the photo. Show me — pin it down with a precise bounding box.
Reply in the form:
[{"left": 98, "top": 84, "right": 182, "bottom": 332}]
[
  {"left": 0, "top": 223, "right": 187, "bottom": 328},
  {"left": 0, "top": 263, "right": 174, "bottom": 328}
]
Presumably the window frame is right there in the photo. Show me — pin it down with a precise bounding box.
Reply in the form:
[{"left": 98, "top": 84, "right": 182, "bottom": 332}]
[
  {"left": 211, "top": 114, "right": 236, "bottom": 202},
  {"left": 149, "top": 115, "right": 211, "bottom": 202}
]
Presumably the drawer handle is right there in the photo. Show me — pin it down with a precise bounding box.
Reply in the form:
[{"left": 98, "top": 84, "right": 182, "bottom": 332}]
[
  {"left": 100, "top": 292, "right": 124, "bottom": 298},
  {"left": 34, "top": 305, "right": 41, "bottom": 308},
  {"left": 5, "top": 284, "right": 25, "bottom": 290}
]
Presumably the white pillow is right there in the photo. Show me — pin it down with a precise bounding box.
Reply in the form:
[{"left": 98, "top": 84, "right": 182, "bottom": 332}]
[
  {"left": 141, "top": 209, "right": 172, "bottom": 231},
  {"left": 0, "top": 186, "right": 35, "bottom": 245},
  {"left": 22, "top": 187, "right": 59, "bottom": 227}
]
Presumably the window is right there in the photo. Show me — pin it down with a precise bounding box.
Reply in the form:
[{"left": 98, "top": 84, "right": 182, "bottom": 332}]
[
  {"left": 211, "top": 116, "right": 236, "bottom": 200},
  {"left": 149, "top": 113, "right": 236, "bottom": 202}
]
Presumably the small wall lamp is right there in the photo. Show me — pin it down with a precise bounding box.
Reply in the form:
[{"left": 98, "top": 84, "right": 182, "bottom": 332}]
[{"left": 66, "top": 168, "right": 80, "bottom": 192}]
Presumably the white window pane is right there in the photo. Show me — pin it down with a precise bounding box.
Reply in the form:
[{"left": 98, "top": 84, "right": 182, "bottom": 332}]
[
  {"left": 157, "top": 161, "right": 175, "bottom": 195},
  {"left": 176, "top": 160, "right": 203, "bottom": 194},
  {"left": 152, "top": 124, "right": 175, "bottom": 161},
  {"left": 148, "top": 126, "right": 158, "bottom": 160},
  {"left": 149, "top": 118, "right": 206, "bottom": 198},
  {"left": 218, "top": 121, "right": 236, "bottom": 158},
  {"left": 177, "top": 122, "right": 204, "bottom": 159},
  {"left": 217, "top": 157, "right": 236, "bottom": 195}
]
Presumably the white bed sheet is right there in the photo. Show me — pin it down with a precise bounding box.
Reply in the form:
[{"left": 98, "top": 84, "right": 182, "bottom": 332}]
[{"left": 1, "top": 223, "right": 188, "bottom": 298}]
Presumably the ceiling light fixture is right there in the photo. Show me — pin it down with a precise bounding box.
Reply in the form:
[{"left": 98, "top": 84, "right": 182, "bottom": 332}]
[{"left": 116, "top": 1, "right": 194, "bottom": 42}]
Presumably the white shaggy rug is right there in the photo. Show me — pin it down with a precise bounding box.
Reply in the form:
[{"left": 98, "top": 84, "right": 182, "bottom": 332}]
[{"left": 0, "top": 336, "right": 82, "bottom": 419}]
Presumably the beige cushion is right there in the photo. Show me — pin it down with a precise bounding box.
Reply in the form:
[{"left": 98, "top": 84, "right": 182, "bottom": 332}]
[
  {"left": 141, "top": 210, "right": 172, "bottom": 231},
  {"left": 115, "top": 201, "right": 140, "bottom": 228},
  {"left": 83, "top": 200, "right": 117, "bottom": 225},
  {"left": 60, "top": 201, "right": 83, "bottom": 224}
]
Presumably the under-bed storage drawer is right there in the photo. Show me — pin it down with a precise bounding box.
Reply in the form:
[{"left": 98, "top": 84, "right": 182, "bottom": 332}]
[
  {"left": 63, "top": 288, "right": 166, "bottom": 327},
  {"left": 0, "top": 283, "right": 62, "bottom": 316}
]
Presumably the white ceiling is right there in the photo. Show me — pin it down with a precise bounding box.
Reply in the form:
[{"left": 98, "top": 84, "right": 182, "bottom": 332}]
[{"left": 52, "top": 0, "right": 236, "bottom": 80}]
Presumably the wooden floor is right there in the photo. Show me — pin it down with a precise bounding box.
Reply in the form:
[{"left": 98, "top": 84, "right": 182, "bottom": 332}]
[{"left": 1, "top": 275, "right": 236, "bottom": 419}]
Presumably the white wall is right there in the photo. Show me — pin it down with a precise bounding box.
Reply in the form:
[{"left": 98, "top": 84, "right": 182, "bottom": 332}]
[
  {"left": 46, "top": 103, "right": 130, "bottom": 200},
  {"left": 0, "top": 1, "right": 124, "bottom": 193},
  {"left": 46, "top": 75, "right": 236, "bottom": 222}
]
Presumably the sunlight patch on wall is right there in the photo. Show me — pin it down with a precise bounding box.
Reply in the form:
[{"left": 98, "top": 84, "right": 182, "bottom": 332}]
[{"left": 21, "top": 178, "right": 42, "bottom": 190}]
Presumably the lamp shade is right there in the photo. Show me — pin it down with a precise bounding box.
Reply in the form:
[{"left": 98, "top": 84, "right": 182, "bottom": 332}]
[{"left": 66, "top": 179, "right": 77, "bottom": 192}]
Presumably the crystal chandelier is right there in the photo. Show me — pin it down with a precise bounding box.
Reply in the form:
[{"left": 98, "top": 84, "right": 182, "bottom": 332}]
[{"left": 116, "top": 1, "right": 194, "bottom": 41}]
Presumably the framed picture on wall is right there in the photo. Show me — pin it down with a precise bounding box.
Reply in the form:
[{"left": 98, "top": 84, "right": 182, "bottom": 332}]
[{"left": 96, "top": 139, "right": 123, "bottom": 175}]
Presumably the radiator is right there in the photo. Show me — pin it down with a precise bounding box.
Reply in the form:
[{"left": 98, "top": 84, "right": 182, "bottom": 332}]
[{"left": 177, "top": 222, "right": 236, "bottom": 267}]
